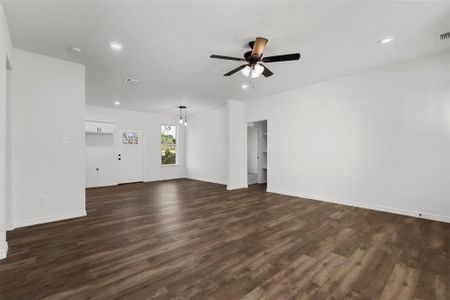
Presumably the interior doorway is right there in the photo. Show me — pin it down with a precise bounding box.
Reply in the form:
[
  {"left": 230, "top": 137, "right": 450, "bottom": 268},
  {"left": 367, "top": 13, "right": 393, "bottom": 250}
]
[
  {"left": 246, "top": 120, "right": 267, "bottom": 186},
  {"left": 85, "top": 128, "right": 116, "bottom": 188},
  {"left": 117, "top": 129, "right": 144, "bottom": 184}
]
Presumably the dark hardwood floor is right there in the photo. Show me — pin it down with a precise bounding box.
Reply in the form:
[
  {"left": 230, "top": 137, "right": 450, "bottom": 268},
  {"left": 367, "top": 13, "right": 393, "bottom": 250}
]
[{"left": 0, "top": 179, "right": 449, "bottom": 299}]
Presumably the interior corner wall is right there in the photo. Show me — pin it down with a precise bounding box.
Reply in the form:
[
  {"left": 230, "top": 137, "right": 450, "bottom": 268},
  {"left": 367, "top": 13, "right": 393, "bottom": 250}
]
[
  {"left": 244, "top": 51, "right": 450, "bottom": 223},
  {"left": 186, "top": 105, "right": 228, "bottom": 185},
  {"left": 85, "top": 105, "right": 186, "bottom": 183},
  {"left": 5, "top": 64, "right": 11, "bottom": 229},
  {"left": 10, "top": 49, "right": 86, "bottom": 229},
  {"left": 0, "top": 4, "right": 13, "bottom": 259},
  {"left": 185, "top": 101, "right": 245, "bottom": 189},
  {"left": 0, "top": 54, "right": 5, "bottom": 258}
]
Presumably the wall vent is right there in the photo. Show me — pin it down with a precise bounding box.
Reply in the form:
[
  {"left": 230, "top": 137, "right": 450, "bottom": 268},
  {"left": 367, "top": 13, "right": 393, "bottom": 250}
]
[
  {"left": 440, "top": 32, "right": 450, "bottom": 41},
  {"left": 124, "top": 78, "right": 140, "bottom": 84}
]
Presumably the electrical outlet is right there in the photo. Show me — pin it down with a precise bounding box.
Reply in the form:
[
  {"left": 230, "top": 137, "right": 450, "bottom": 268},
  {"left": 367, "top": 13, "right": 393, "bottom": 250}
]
[{"left": 40, "top": 196, "right": 48, "bottom": 205}]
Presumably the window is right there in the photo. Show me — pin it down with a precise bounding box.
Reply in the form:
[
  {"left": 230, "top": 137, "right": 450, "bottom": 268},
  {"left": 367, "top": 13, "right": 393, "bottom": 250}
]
[
  {"left": 161, "top": 125, "right": 177, "bottom": 165},
  {"left": 122, "top": 131, "right": 139, "bottom": 145}
]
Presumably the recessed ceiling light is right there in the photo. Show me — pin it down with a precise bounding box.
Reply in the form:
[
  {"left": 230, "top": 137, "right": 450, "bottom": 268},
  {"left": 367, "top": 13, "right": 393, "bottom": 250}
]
[
  {"left": 379, "top": 36, "right": 395, "bottom": 44},
  {"left": 114, "top": 101, "right": 120, "bottom": 105},
  {"left": 241, "top": 84, "right": 249, "bottom": 89},
  {"left": 109, "top": 41, "right": 123, "bottom": 51}
]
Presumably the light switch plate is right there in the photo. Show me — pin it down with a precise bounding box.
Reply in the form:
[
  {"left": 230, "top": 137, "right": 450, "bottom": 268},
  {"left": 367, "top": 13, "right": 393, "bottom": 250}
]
[
  {"left": 39, "top": 196, "right": 48, "bottom": 205},
  {"left": 60, "top": 136, "right": 71, "bottom": 144}
]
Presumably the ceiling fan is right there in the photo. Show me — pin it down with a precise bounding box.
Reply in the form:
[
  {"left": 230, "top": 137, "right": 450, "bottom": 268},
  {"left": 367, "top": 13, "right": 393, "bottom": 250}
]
[{"left": 210, "top": 37, "right": 300, "bottom": 78}]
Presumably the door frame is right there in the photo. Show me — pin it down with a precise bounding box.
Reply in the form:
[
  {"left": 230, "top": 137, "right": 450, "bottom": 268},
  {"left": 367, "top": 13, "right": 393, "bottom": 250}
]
[{"left": 244, "top": 119, "right": 268, "bottom": 190}]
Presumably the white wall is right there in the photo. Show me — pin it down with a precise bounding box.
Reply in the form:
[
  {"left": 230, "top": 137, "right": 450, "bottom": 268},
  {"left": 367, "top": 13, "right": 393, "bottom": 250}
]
[
  {"left": 245, "top": 51, "right": 450, "bottom": 222},
  {"left": 186, "top": 105, "right": 228, "bottom": 184},
  {"left": 0, "top": 4, "right": 13, "bottom": 259},
  {"left": 5, "top": 65, "right": 11, "bottom": 228},
  {"left": 85, "top": 105, "right": 186, "bottom": 183},
  {"left": 9, "top": 49, "right": 86, "bottom": 229},
  {"left": 227, "top": 100, "right": 246, "bottom": 190},
  {"left": 247, "top": 126, "right": 257, "bottom": 173}
]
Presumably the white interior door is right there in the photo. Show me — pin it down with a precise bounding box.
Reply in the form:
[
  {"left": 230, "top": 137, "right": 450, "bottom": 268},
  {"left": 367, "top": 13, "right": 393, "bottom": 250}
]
[{"left": 117, "top": 129, "right": 143, "bottom": 184}]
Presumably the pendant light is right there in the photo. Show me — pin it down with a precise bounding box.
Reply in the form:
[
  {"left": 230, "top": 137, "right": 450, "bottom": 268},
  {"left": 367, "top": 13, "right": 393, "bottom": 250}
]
[
  {"left": 178, "top": 106, "right": 187, "bottom": 126},
  {"left": 179, "top": 106, "right": 184, "bottom": 124}
]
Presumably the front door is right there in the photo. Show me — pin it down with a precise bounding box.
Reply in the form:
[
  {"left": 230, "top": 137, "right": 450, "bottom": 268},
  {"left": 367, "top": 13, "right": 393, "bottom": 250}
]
[{"left": 117, "top": 129, "right": 143, "bottom": 184}]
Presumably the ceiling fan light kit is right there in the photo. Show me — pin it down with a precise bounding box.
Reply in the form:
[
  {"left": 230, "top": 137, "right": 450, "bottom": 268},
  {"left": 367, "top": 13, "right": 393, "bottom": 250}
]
[
  {"left": 241, "top": 66, "right": 251, "bottom": 77},
  {"left": 210, "top": 37, "right": 301, "bottom": 79},
  {"left": 240, "top": 64, "right": 264, "bottom": 78}
]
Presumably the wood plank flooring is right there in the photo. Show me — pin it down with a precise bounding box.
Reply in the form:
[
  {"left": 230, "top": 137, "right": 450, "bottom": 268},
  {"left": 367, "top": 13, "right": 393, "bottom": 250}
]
[{"left": 0, "top": 179, "right": 449, "bottom": 299}]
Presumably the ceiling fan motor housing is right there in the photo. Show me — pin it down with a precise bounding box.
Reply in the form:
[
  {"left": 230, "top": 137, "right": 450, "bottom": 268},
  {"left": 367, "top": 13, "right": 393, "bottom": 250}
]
[{"left": 244, "top": 51, "right": 258, "bottom": 64}]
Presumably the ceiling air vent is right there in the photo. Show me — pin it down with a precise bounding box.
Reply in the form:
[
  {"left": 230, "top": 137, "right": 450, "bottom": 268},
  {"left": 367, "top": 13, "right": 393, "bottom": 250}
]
[
  {"left": 124, "top": 78, "right": 140, "bottom": 84},
  {"left": 439, "top": 32, "right": 450, "bottom": 41}
]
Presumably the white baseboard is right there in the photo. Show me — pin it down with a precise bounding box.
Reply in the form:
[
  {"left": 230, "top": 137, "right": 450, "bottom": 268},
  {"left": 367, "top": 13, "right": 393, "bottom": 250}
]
[
  {"left": 187, "top": 177, "right": 226, "bottom": 185},
  {"left": 0, "top": 242, "right": 8, "bottom": 260},
  {"left": 10, "top": 210, "right": 87, "bottom": 230},
  {"left": 267, "top": 188, "right": 450, "bottom": 224},
  {"left": 144, "top": 175, "right": 185, "bottom": 183},
  {"left": 227, "top": 184, "right": 246, "bottom": 190},
  {"left": 86, "top": 183, "right": 118, "bottom": 188}
]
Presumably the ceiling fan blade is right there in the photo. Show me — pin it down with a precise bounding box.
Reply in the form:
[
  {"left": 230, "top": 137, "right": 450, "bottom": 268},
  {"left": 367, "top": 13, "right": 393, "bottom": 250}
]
[
  {"left": 210, "top": 54, "right": 246, "bottom": 61},
  {"left": 262, "top": 53, "right": 300, "bottom": 63},
  {"left": 260, "top": 64, "right": 273, "bottom": 77},
  {"left": 224, "top": 64, "right": 248, "bottom": 76},
  {"left": 251, "top": 37, "right": 268, "bottom": 58}
]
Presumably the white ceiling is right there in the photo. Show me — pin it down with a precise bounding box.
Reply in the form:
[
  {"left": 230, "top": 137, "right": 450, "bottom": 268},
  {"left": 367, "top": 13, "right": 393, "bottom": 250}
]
[{"left": 2, "top": 0, "right": 450, "bottom": 115}]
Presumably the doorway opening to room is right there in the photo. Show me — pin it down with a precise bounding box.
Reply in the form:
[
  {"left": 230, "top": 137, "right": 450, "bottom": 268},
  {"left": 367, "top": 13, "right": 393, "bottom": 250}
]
[{"left": 246, "top": 120, "right": 267, "bottom": 188}]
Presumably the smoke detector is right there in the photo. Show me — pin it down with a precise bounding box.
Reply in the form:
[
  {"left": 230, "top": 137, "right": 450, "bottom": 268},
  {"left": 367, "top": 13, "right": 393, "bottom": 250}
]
[
  {"left": 439, "top": 32, "right": 450, "bottom": 41},
  {"left": 124, "top": 78, "right": 140, "bottom": 84}
]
